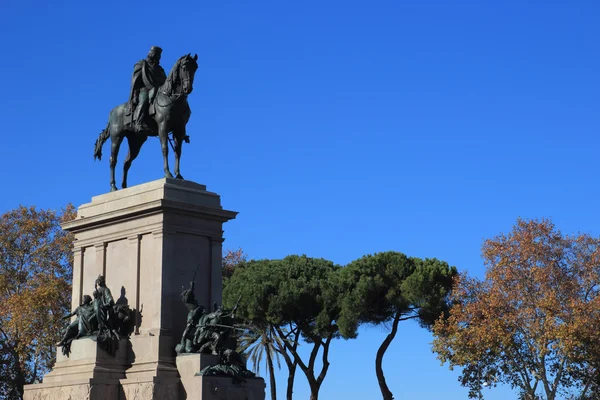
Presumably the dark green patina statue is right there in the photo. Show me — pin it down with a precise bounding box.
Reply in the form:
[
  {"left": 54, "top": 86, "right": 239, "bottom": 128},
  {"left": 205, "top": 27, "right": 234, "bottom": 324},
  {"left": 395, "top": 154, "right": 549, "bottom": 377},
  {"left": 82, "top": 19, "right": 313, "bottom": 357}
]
[
  {"left": 93, "top": 46, "right": 199, "bottom": 192},
  {"left": 57, "top": 295, "right": 97, "bottom": 350},
  {"left": 177, "top": 280, "right": 206, "bottom": 354},
  {"left": 176, "top": 282, "right": 241, "bottom": 356},
  {"left": 199, "top": 349, "right": 256, "bottom": 382},
  {"left": 129, "top": 46, "right": 167, "bottom": 134},
  {"left": 176, "top": 282, "right": 255, "bottom": 380},
  {"left": 58, "top": 275, "right": 134, "bottom": 357}
]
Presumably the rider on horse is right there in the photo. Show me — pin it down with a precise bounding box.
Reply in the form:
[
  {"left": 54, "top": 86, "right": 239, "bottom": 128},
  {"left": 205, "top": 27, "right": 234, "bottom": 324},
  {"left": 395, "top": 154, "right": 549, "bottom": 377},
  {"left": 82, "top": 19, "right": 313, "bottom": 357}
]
[{"left": 129, "top": 46, "right": 167, "bottom": 133}]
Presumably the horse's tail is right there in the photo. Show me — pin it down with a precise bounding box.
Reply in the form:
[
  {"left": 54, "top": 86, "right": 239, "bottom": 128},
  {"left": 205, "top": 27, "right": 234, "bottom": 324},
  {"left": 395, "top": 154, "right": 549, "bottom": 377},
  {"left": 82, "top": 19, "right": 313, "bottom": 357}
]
[{"left": 93, "top": 124, "right": 110, "bottom": 161}]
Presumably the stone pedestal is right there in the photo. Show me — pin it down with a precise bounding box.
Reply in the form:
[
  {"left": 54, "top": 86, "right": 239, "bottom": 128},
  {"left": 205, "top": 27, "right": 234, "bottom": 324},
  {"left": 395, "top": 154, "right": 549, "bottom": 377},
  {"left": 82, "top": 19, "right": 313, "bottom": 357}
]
[
  {"left": 177, "top": 354, "right": 265, "bottom": 400},
  {"left": 24, "top": 338, "right": 128, "bottom": 399},
  {"left": 24, "top": 178, "right": 237, "bottom": 399}
]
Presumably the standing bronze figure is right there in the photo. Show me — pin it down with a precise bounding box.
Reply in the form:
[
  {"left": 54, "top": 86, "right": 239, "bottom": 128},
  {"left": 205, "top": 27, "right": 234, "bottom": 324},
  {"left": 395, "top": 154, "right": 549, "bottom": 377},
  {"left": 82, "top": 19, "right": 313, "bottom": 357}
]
[{"left": 93, "top": 47, "right": 199, "bottom": 192}]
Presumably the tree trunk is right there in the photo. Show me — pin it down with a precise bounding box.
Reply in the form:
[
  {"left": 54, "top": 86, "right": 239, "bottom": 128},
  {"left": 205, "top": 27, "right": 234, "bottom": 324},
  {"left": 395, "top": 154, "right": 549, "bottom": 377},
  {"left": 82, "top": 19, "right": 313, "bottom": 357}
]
[
  {"left": 32, "top": 354, "right": 38, "bottom": 384},
  {"left": 6, "top": 334, "right": 25, "bottom": 398},
  {"left": 286, "top": 361, "right": 297, "bottom": 400},
  {"left": 278, "top": 327, "right": 299, "bottom": 400},
  {"left": 14, "top": 357, "right": 26, "bottom": 398},
  {"left": 275, "top": 326, "right": 328, "bottom": 400},
  {"left": 309, "top": 384, "right": 319, "bottom": 400},
  {"left": 266, "top": 345, "right": 277, "bottom": 400},
  {"left": 306, "top": 344, "right": 321, "bottom": 400},
  {"left": 272, "top": 326, "right": 298, "bottom": 400},
  {"left": 376, "top": 311, "right": 402, "bottom": 400}
]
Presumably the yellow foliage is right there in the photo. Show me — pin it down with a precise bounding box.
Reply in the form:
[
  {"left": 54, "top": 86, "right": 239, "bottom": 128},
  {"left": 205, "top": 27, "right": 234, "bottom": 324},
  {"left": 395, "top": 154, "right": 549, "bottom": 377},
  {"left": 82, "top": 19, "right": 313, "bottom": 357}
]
[
  {"left": 0, "top": 204, "right": 74, "bottom": 392},
  {"left": 432, "top": 218, "right": 600, "bottom": 399}
]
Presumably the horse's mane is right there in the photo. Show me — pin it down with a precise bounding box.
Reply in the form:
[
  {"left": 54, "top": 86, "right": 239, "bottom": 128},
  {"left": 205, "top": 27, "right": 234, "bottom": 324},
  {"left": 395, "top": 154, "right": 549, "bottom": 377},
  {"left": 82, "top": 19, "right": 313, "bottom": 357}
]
[
  {"left": 161, "top": 54, "right": 198, "bottom": 96},
  {"left": 161, "top": 57, "right": 183, "bottom": 96}
]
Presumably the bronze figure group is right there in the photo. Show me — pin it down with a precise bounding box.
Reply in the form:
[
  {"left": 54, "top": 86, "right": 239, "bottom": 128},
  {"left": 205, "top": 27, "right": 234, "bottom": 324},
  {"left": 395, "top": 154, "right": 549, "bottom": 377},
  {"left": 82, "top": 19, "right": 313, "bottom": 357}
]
[
  {"left": 58, "top": 275, "right": 133, "bottom": 356},
  {"left": 176, "top": 281, "right": 240, "bottom": 356},
  {"left": 176, "top": 282, "right": 256, "bottom": 380}
]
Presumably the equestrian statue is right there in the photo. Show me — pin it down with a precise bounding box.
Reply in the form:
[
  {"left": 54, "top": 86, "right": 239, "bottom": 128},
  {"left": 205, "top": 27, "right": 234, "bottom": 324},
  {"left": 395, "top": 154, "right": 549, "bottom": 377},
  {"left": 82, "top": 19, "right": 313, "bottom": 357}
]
[{"left": 93, "top": 46, "right": 199, "bottom": 192}]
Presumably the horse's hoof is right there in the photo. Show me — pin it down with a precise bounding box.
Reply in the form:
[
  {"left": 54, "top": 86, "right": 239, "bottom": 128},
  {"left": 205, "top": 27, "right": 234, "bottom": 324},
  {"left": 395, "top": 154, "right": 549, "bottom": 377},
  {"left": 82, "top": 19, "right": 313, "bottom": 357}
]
[
  {"left": 110, "top": 186, "right": 118, "bottom": 192},
  {"left": 176, "top": 174, "right": 184, "bottom": 180},
  {"left": 122, "top": 183, "right": 128, "bottom": 189},
  {"left": 165, "top": 171, "right": 174, "bottom": 179}
]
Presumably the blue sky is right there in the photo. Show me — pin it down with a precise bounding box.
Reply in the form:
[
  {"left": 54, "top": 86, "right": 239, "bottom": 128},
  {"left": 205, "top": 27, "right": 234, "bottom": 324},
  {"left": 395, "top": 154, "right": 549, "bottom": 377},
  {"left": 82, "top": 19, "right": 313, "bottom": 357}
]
[{"left": 2, "top": 1, "right": 600, "bottom": 399}]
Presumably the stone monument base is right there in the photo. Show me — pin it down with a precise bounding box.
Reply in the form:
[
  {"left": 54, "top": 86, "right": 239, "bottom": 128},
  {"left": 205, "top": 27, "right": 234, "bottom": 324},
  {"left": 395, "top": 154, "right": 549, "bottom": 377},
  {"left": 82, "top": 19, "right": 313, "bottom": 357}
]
[
  {"left": 23, "top": 178, "right": 243, "bottom": 399},
  {"left": 177, "top": 354, "right": 265, "bottom": 400},
  {"left": 23, "top": 378, "right": 120, "bottom": 400},
  {"left": 120, "top": 375, "right": 180, "bottom": 399},
  {"left": 23, "top": 338, "right": 128, "bottom": 399}
]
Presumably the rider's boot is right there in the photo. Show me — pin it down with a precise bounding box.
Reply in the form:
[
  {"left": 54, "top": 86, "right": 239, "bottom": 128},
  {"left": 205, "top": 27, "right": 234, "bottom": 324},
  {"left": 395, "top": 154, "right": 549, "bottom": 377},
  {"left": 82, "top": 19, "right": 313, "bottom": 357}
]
[{"left": 133, "top": 103, "right": 151, "bottom": 133}]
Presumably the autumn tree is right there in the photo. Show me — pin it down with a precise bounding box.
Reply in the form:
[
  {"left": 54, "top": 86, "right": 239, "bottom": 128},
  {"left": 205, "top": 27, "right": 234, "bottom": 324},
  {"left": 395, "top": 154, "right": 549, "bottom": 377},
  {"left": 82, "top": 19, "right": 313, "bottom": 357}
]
[
  {"left": 223, "top": 255, "right": 342, "bottom": 400},
  {"left": 336, "top": 251, "right": 457, "bottom": 400},
  {"left": 222, "top": 247, "right": 247, "bottom": 281},
  {"left": 432, "top": 218, "right": 600, "bottom": 400},
  {"left": 0, "top": 204, "right": 75, "bottom": 399}
]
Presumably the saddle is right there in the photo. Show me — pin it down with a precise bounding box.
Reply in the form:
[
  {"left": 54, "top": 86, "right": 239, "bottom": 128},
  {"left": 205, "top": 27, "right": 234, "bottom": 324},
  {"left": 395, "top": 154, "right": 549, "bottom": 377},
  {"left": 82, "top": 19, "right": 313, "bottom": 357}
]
[{"left": 124, "top": 92, "right": 157, "bottom": 126}]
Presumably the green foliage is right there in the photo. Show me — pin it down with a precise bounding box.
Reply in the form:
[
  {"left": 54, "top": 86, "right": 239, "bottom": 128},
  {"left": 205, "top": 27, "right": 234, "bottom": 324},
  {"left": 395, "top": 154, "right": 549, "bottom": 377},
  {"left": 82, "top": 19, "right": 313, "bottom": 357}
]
[
  {"left": 336, "top": 251, "right": 457, "bottom": 338},
  {"left": 222, "top": 258, "right": 281, "bottom": 322},
  {"left": 238, "top": 324, "right": 282, "bottom": 376},
  {"left": 224, "top": 255, "right": 342, "bottom": 400},
  {"left": 336, "top": 251, "right": 457, "bottom": 400},
  {"left": 403, "top": 257, "right": 458, "bottom": 327},
  {"left": 335, "top": 252, "right": 413, "bottom": 338},
  {"left": 237, "top": 323, "right": 283, "bottom": 400},
  {"left": 224, "top": 255, "right": 340, "bottom": 338},
  {"left": 224, "top": 251, "right": 456, "bottom": 400}
]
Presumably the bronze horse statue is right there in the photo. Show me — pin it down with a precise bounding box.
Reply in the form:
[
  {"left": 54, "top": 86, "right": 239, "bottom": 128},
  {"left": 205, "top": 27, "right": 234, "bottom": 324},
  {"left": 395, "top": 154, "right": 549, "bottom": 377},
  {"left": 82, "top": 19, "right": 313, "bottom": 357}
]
[{"left": 93, "top": 54, "right": 199, "bottom": 191}]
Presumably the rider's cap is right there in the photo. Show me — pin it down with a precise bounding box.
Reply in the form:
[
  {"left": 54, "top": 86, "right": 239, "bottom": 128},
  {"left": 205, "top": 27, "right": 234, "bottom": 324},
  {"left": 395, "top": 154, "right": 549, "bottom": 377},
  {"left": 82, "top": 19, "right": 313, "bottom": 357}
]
[{"left": 150, "top": 46, "right": 163, "bottom": 54}]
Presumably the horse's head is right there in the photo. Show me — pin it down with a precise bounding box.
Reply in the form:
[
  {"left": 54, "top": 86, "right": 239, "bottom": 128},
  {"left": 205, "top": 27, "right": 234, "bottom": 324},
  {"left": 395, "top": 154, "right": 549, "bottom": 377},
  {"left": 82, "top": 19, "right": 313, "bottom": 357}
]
[
  {"left": 178, "top": 53, "right": 198, "bottom": 95},
  {"left": 163, "top": 54, "right": 199, "bottom": 97}
]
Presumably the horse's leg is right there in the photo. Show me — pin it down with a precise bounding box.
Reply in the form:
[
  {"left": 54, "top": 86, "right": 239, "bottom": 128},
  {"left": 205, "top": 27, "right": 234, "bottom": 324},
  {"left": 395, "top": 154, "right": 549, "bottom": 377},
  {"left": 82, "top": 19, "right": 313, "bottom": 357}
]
[
  {"left": 122, "top": 146, "right": 132, "bottom": 189},
  {"left": 122, "top": 135, "right": 147, "bottom": 189},
  {"left": 174, "top": 129, "right": 184, "bottom": 180},
  {"left": 158, "top": 123, "right": 173, "bottom": 178},
  {"left": 109, "top": 135, "right": 124, "bottom": 191}
]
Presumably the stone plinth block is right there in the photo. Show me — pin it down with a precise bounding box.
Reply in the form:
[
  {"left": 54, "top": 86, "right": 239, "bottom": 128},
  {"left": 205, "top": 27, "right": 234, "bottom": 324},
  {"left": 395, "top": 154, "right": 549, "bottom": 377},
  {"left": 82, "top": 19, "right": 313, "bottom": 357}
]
[
  {"left": 176, "top": 353, "right": 221, "bottom": 378},
  {"left": 45, "top": 338, "right": 129, "bottom": 384},
  {"left": 23, "top": 338, "right": 128, "bottom": 400},
  {"left": 120, "top": 375, "right": 180, "bottom": 400},
  {"left": 177, "top": 354, "right": 265, "bottom": 400},
  {"left": 23, "top": 379, "right": 119, "bottom": 400}
]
